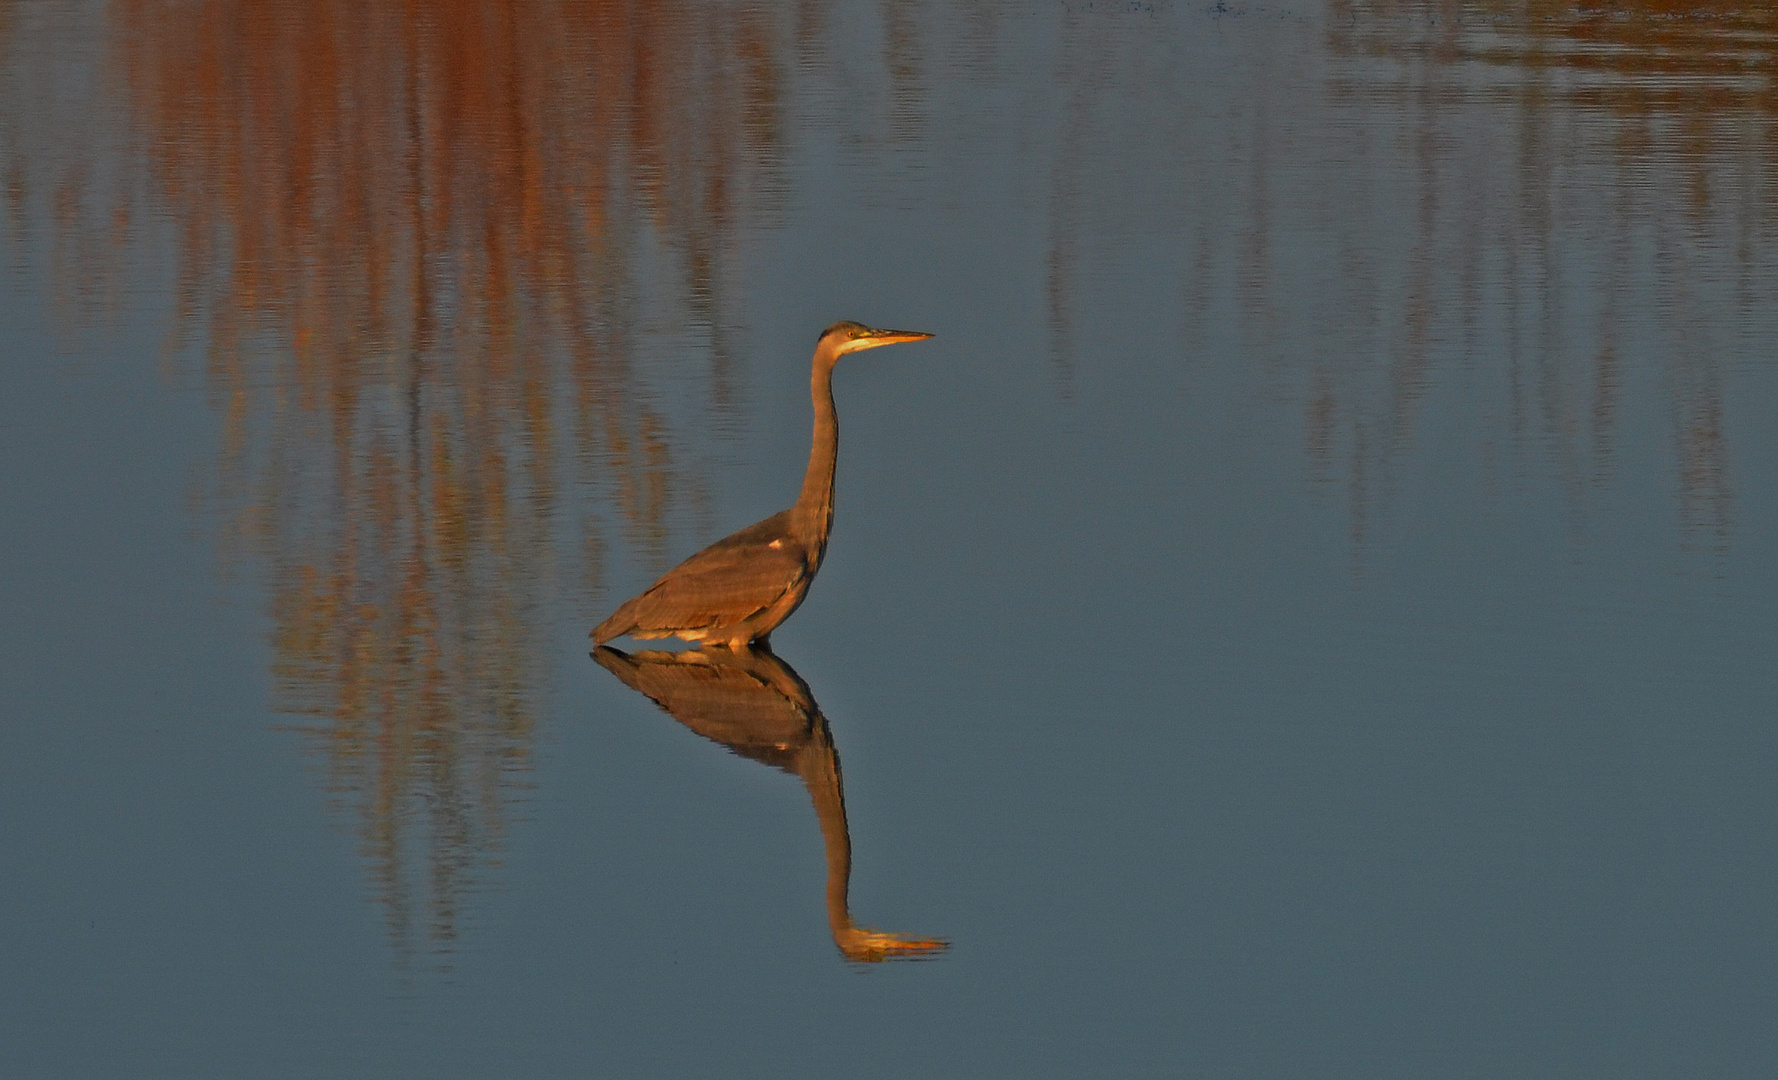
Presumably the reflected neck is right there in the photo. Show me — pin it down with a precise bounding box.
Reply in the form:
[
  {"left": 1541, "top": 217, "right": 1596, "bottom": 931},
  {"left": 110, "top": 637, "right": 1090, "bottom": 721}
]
[{"left": 796, "top": 721, "right": 856, "bottom": 946}]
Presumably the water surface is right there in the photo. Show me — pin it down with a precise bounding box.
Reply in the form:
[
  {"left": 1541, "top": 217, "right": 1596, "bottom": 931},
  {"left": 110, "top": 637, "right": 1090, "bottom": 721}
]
[{"left": 3, "top": 2, "right": 1777, "bottom": 1076}]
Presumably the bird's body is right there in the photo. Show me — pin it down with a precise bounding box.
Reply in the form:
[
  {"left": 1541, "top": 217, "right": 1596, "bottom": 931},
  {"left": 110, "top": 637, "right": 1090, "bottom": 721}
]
[
  {"left": 593, "top": 510, "right": 815, "bottom": 648},
  {"left": 592, "top": 322, "right": 931, "bottom": 649}
]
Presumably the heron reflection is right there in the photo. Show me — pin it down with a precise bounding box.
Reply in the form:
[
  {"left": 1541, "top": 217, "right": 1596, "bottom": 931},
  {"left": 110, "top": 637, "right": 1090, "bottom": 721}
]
[
  {"left": 593, "top": 321, "right": 933, "bottom": 648},
  {"left": 593, "top": 644, "right": 947, "bottom": 962}
]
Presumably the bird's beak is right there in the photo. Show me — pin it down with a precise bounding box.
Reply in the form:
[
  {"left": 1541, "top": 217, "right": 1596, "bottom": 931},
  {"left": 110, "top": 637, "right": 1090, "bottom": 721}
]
[{"left": 847, "top": 328, "right": 934, "bottom": 353}]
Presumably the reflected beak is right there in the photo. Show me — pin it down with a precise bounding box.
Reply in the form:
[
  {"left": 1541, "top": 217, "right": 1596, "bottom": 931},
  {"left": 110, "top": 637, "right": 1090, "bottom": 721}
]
[{"left": 849, "top": 328, "right": 934, "bottom": 353}]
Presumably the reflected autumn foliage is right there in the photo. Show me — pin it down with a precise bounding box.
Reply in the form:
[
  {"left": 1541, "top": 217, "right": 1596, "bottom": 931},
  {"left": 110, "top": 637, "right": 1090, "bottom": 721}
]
[
  {"left": 1140, "top": 0, "right": 1776, "bottom": 557},
  {"left": 103, "top": 0, "right": 790, "bottom": 954},
  {"left": 1324, "top": 1, "right": 1778, "bottom": 550},
  {"left": 1036, "top": 2, "right": 1776, "bottom": 557},
  {"left": 1318, "top": 0, "right": 1778, "bottom": 548},
  {"left": 1336, "top": 0, "right": 1778, "bottom": 118}
]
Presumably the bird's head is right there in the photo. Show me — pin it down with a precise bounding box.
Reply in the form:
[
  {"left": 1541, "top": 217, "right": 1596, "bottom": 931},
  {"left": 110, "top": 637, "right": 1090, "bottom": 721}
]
[{"left": 818, "top": 320, "right": 934, "bottom": 358}]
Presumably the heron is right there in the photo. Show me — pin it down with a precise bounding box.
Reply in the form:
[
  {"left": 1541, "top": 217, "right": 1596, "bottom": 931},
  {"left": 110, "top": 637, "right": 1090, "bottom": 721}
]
[
  {"left": 593, "top": 642, "right": 947, "bottom": 961},
  {"left": 592, "top": 321, "right": 933, "bottom": 649}
]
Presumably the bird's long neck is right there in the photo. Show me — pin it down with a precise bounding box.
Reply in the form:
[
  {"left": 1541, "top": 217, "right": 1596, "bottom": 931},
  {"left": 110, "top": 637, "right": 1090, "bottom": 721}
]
[{"left": 791, "top": 355, "right": 839, "bottom": 551}]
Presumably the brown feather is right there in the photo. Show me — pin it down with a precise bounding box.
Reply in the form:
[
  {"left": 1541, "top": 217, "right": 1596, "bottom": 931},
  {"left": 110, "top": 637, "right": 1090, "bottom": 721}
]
[{"left": 591, "top": 512, "right": 810, "bottom": 643}]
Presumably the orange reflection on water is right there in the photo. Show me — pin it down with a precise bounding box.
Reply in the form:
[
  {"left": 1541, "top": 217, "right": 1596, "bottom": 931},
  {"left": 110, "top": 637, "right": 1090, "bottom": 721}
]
[{"left": 99, "top": 0, "right": 788, "bottom": 954}]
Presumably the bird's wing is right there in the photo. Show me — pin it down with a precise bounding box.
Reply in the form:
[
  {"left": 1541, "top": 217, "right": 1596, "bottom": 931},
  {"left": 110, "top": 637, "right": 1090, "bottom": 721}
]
[{"left": 604, "top": 530, "right": 810, "bottom": 637}]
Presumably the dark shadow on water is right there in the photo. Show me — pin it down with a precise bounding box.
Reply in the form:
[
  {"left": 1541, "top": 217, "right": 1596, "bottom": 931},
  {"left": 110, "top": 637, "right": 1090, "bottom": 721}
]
[{"left": 593, "top": 643, "right": 948, "bottom": 964}]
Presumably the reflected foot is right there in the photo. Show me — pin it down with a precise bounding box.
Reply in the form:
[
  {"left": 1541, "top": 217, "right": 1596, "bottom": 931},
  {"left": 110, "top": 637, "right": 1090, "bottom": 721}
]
[{"left": 835, "top": 927, "right": 949, "bottom": 963}]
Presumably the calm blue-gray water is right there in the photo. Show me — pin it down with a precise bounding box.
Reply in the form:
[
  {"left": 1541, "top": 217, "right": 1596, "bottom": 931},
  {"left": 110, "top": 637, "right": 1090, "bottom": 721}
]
[{"left": 4, "top": 2, "right": 1778, "bottom": 1076}]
